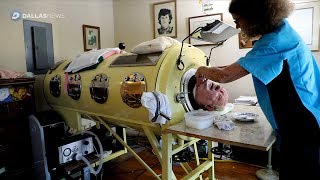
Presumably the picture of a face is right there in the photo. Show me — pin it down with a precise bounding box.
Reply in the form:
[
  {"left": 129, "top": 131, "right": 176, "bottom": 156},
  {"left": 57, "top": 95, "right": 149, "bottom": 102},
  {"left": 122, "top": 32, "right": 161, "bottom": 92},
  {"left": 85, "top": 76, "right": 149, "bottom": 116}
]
[
  {"left": 195, "top": 79, "right": 229, "bottom": 111},
  {"left": 160, "top": 14, "right": 170, "bottom": 28},
  {"left": 157, "top": 8, "right": 173, "bottom": 35},
  {"left": 154, "top": 1, "right": 177, "bottom": 38}
]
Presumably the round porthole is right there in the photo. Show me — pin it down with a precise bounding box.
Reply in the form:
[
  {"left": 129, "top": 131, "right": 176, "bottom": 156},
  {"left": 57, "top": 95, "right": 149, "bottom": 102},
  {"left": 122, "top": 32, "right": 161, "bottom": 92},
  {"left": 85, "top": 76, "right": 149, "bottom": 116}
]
[
  {"left": 90, "top": 73, "right": 109, "bottom": 104},
  {"left": 67, "top": 74, "right": 81, "bottom": 100},
  {"left": 49, "top": 75, "right": 61, "bottom": 97},
  {"left": 120, "top": 72, "right": 146, "bottom": 108}
]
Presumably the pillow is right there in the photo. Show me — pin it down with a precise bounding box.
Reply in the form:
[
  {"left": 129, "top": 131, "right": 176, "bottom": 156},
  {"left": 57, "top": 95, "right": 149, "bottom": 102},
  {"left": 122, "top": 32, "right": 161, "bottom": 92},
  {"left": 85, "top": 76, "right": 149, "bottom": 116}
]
[{"left": 131, "top": 37, "right": 180, "bottom": 54}]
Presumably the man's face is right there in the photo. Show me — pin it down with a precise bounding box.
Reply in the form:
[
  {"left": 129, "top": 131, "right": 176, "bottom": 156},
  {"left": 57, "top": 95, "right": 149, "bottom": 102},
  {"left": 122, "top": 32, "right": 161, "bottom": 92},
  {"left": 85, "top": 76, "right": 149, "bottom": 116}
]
[
  {"left": 160, "top": 14, "right": 170, "bottom": 28},
  {"left": 195, "top": 79, "right": 229, "bottom": 111}
]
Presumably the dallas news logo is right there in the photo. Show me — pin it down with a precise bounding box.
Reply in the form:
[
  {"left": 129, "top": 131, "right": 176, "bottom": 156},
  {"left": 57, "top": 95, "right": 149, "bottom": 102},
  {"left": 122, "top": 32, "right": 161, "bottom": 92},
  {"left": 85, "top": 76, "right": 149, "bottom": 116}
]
[
  {"left": 10, "top": 10, "right": 65, "bottom": 21},
  {"left": 11, "top": 11, "right": 21, "bottom": 21}
]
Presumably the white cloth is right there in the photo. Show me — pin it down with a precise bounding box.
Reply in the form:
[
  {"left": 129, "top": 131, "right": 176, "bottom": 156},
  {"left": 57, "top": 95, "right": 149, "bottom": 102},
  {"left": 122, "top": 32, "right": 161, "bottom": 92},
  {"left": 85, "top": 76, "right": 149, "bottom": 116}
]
[
  {"left": 209, "top": 103, "right": 234, "bottom": 116},
  {"left": 234, "top": 96, "right": 258, "bottom": 106},
  {"left": 65, "top": 48, "right": 120, "bottom": 73},
  {"left": 0, "top": 88, "right": 10, "bottom": 101},
  {"left": 131, "top": 37, "right": 180, "bottom": 54},
  {"left": 0, "top": 69, "right": 34, "bottom": 79},
  {"left": 141, "top": 91, "right": 172, "bottom": 124},
  {"left": 212, "top": 115, "right": 235, "bottom": 131},
  {"left": 209, "top": 103, "right": 235, "bottom": 131},
  {"left": 215, "top": 120, "right": 235, "bottom": 130},
  {"left": 213, "top": 111, "right": 235, "bottom": 131}
]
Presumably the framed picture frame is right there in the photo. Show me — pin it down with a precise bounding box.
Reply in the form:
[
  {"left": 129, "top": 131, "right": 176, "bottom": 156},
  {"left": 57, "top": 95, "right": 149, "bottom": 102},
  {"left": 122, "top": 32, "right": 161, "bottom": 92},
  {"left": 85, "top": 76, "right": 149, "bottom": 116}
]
[
  {"left": 188, "top": 13, "right": 223, "bottom": 46},
  {"left": 82, "top": 24, "right": 101, "bottom": 51},
  {"left": 287, "top": 1, "right": 320, "bottom": 51},
  {"left": 153, "top": 1, "right": 177, "bottom": 38}
]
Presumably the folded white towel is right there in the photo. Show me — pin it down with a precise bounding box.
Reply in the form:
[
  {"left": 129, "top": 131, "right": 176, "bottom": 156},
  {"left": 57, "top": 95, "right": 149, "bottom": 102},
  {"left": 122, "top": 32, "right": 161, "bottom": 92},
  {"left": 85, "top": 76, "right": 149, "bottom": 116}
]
[
  {"left": 234, "top": 96, "right": 258, "bottom": 105},
  {"left": 141, "top": 91, "right": 172, "bottom": 124}
]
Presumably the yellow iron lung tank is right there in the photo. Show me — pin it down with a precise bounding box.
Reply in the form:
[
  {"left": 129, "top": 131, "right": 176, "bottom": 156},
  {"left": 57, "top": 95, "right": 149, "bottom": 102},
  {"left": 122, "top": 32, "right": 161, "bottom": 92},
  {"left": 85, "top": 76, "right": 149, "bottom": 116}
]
[{"left": 43, "top": 44, "right": 207, "bottom": 134}]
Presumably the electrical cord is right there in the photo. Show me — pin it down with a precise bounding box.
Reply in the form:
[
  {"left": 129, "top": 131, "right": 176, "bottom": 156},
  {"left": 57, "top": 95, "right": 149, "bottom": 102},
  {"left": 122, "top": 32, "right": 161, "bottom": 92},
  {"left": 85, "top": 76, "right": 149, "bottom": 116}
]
[{"left": 75, "top": 131, "right": 104, "bottom": 175}]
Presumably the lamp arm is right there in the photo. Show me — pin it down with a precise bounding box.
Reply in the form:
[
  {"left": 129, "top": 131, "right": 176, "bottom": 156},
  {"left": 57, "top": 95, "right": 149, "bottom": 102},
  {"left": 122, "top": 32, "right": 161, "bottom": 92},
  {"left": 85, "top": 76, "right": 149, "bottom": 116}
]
[
  {"left": 176, "top": 26, "right": 202, "bottom": 70},
  {"left": 206, "top": 40, "right": 225, "bottom": 66}
]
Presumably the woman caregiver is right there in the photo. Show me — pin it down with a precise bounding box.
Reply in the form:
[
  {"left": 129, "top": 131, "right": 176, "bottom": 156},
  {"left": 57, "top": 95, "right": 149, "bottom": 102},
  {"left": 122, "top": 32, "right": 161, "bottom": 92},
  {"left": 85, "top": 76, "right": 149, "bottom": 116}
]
[{"left": 195, "top": 0, "right": 320, "bottom": 179}]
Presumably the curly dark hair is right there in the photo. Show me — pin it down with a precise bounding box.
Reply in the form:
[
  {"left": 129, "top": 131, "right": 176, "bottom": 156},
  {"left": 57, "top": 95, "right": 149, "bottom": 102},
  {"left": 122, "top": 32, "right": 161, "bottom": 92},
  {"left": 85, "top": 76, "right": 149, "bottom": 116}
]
[
  {"left": 158, "top": 8, "right": 172, "bottom": 25},
  {"left": 229, "top": 0, "right": 294, "bottom": 37}
]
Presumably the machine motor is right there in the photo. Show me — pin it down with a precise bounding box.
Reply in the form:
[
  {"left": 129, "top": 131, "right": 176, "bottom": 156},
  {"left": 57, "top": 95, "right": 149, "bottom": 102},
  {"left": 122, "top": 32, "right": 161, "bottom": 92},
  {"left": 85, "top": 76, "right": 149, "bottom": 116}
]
[{"left": 58, "top": 134, "right": 94, "bottom": 165}]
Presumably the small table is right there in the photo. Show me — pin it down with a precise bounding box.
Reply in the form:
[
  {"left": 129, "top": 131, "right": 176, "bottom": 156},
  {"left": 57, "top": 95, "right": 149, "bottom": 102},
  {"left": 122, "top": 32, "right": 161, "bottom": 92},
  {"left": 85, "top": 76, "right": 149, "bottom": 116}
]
[{"left": 162, "top": 104, "right": 276, "bottom": 180}]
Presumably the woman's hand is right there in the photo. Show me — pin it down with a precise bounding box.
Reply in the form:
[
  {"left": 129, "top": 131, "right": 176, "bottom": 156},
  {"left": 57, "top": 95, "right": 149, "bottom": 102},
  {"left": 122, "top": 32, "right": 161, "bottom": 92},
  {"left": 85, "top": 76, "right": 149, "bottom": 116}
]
[
  {"left": 196, "top": 63, "right": 249, "bottom": 83},
  {"left": 195, "top": 66, "right": 208, "bottom": 86},
  {"left": 196, "top": 74, "right": 206, "bottom": 87}
]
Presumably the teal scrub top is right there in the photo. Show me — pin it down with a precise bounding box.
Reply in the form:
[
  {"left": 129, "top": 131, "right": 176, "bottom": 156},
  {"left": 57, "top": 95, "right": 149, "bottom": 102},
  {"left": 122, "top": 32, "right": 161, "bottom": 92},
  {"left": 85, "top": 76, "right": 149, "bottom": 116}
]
[{"left": 237, "top": 20, "right": 320, "bottom": 129}]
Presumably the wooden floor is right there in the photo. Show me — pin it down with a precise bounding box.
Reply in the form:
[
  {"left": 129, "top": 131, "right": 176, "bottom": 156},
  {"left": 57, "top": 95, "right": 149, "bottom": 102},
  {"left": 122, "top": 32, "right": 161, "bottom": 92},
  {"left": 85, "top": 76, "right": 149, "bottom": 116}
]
[{"left": 102, "top": 146, "right": 264, "bottom": 180}]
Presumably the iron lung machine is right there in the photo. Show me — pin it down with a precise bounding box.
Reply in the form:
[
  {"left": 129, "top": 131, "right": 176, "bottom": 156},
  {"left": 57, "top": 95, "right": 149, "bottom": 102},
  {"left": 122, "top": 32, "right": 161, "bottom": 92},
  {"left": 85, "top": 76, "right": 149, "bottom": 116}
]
[
  {"left": 43, "top": 44, "right": 207, "bottom": 178},
  {"left": 44, "top": 44, "right": 207, "bottom": 132}
]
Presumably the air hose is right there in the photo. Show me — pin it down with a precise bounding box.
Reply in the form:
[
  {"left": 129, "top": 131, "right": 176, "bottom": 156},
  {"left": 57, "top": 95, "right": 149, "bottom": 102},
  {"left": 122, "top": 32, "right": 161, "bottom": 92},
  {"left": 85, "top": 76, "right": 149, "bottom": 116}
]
[{"left": 75, "top": 131, "right": 104, "bottom": 175}]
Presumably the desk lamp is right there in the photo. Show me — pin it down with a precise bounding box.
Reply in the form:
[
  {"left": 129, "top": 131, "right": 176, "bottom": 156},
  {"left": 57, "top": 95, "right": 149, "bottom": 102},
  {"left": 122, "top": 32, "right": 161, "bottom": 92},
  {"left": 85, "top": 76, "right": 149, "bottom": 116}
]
[{"left": 176, "top": 19, "right": 240, "bottom": 70}]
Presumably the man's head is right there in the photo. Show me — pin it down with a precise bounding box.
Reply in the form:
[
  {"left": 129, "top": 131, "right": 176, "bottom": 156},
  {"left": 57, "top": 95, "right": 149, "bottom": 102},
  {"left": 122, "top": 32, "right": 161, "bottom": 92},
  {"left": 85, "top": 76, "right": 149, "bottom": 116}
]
[
  {"left": 158, "top": 8, "right": 172, "bottom": 28},
  {"left": 194, "top": 78, "right": 229, "bottom": 111}
]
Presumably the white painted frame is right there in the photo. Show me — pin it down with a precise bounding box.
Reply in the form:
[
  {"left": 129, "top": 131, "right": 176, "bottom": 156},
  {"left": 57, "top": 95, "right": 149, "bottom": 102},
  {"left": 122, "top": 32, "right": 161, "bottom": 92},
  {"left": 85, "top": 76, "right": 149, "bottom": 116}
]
[{"left": 288, "top": 1, "right": 320, "bottom": 51}]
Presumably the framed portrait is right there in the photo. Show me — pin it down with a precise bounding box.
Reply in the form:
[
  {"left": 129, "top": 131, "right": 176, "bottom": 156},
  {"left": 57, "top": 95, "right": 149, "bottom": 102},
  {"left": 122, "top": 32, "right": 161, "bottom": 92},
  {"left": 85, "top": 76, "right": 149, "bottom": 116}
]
[
  {"left": 287, "top": 1, "right": 319, "bottom": 51},
  {"left": 188, "top": 13, "right": 223, "bottom": 46},
  {"left": 82, "top": 24, "right": 101, "bottom": 51},
  {"left": 153, "top": 1, "right": 177, "bottom": 38}
]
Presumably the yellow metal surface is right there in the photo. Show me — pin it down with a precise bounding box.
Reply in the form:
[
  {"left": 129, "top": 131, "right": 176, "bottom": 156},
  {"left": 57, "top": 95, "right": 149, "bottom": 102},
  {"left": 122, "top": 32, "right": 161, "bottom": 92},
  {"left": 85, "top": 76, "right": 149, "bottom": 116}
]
[
  {"left": 44, "top": 44, "right": 207, "bottom": 132},
  {"left": 156, "top": 44, "right": 207, "bottom": 129},
  {"left": 97, "top": 116, "right": 161, "bottom": 180},
  {"left": 163, "top": 132, "right": 215, "bottom": 180},
  {"left": 43, "top": 44, "right": 208, "bottom": 179}
]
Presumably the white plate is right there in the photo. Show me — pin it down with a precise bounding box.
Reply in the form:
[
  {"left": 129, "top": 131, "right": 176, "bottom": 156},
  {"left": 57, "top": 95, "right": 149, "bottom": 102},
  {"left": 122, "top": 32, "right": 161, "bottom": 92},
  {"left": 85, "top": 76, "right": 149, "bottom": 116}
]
[{"left": 233, "top": 112, "right": 259, "bottom": 122}]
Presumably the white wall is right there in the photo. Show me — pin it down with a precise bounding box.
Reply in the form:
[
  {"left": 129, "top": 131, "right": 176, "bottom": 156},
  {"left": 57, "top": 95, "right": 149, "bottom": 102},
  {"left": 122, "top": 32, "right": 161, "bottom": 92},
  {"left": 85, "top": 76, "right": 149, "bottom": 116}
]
[
  {"left": 0, "top": 0, "right": 115, "bottom": 72},
  {"left": 0, "top": 0, "right": 115, "bottom": 111},
  {"left": 113, "top": 0, "right": 255, "bottom": 101},
  {"left": 113, "top": 0, "right": 320, "bottom": 101}
]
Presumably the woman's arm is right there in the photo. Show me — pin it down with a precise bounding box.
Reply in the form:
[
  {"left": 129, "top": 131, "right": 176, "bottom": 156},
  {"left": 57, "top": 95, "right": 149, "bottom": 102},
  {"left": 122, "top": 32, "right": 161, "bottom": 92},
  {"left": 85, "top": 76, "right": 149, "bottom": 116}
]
[{"left": 195, "top": 62, "right": 249, "bottom": 83}]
